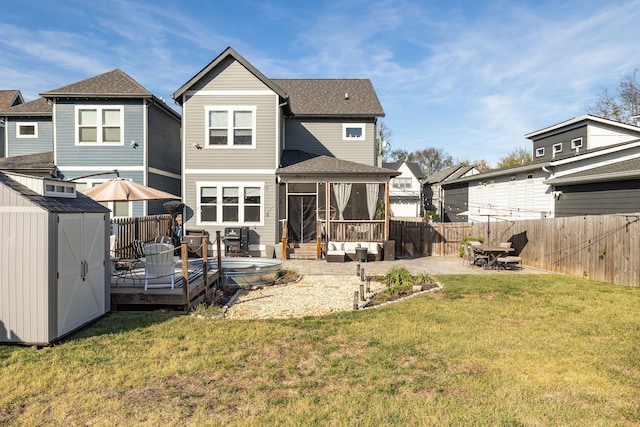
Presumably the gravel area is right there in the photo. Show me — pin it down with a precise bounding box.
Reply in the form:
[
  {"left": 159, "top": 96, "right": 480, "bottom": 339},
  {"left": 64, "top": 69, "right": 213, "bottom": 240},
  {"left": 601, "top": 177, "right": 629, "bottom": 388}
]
[{"left": 224, "top": 275, "right": 388, "bottom": 319}]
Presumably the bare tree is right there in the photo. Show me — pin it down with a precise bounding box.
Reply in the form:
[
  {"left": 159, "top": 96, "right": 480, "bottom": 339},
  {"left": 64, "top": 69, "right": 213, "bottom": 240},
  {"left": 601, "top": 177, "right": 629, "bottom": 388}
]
[
  {"left": 588, "top": 70, "right": 640, "bottom": 124},
  {"left": 410, "top": 147, "right": 454, "bottom": 176},
  {"left": 496, "top": 146, "right": 532, "bottom": 168}
]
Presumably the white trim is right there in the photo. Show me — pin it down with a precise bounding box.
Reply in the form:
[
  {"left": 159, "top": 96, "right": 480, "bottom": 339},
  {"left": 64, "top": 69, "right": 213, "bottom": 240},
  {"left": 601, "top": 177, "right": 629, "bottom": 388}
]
[
  {"left": 185, "top": 168, "right": 275, "bottom": 175},
  {"left": 535, "top": 147, "right": 545, "bottom": 157},
  {"left": 74, "top": 105, "right": 125, "bottom": 146},
  {"left": 525, "top": 114, "right": 640, "bottom": 139},
  {"left": 571, "top": 137, "right": 583, "bottom": 149},
  {"left": 553, "top": 143, "right": 562, "bottom": 153},
  {"left": 148, "top": 167, "right": 181, "bottom": 180},
  {"left": 15, "top": 122, "right": 38, "bottom": 138},
  {"left": 342, "top": 123, "right": 366, "bottom": 141},
  {"left": 196, "top": 181, "right": 265, "bottom": 226},
  {"left": 551, "top": 140, "right": 640, "bottom": 166},
  {"left": 204, "top": 105, "right": 257, "bottom": 149},
  {"left": 61, "top": 166, "right": 144, "bottom": 172},
  {"left": 187, "top": 90, "right": 275, "bottom": 96}
]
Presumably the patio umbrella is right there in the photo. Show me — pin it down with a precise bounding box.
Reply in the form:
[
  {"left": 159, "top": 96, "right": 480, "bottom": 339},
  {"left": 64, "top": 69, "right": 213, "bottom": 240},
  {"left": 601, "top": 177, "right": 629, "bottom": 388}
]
[
  {"left": 457, "top": 207, "right": 512, "bottom": 243},
  {"left": 82, "top": 177, "right": 180, "bottom": 202}
]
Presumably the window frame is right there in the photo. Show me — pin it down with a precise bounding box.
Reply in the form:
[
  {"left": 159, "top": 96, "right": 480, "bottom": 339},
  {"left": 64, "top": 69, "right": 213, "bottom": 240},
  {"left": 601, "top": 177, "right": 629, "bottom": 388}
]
[
  {"left": 342, "top": 123, "right": 366, "bottom": 141},
  {"left": 196, "top": 182, "right": 264, "bottom": 226},
  {"left": 535, "top": 147, "right": 545, "bottom": 157},
  {"left": 204, "top": 105, "right": 257, "bottom": 148},
  {"left": 16, "top": 122, "right": 38, "bottom": 139},
  {"left": 74, "top": 105, "right": 124, "bottom": 146},
  {"left": 571, "top": 137, "right": 583, "bottom": 149},
  {"left": 553, "top": 143, "right": 563, "bottom": 153},
  {"left": 392, "top": 177, "right": 412, "bottom": 189}
]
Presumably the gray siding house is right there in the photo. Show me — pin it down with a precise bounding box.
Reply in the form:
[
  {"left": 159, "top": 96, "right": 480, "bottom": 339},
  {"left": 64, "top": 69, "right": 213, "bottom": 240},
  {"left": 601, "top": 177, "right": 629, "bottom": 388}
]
[
  {"left": 172, "top": 47, "right": 398, "bottom": 256},
  {"left": 0, "top": 89, "right": 25, "bottom": 157},
  {"left": 38, "top": 69, "right": 182, "bottom": 217},
  {"left": 443, "top": 115, "right": 640, "bottom": 223},
  {"left": 1, "top": 97, "right": 53, "bottom": 158}
]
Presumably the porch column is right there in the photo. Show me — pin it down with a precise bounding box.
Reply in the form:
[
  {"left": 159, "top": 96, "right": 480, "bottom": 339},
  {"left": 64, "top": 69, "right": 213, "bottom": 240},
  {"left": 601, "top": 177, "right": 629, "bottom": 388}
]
[
  {"left": 325, "top": 181, "right": 330, "bottom": 241},
  {"left": 385, "top": 181, "right": 390, "bottom": 241}
]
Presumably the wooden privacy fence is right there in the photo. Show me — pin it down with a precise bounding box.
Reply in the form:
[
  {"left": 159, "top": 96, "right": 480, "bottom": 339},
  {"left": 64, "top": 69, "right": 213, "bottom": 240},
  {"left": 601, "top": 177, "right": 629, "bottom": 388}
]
[
  {"left": 111, "top": 214, "right": 173, "bottom": 258},
  {"left": 389, "top": 220, "right": 472, "bottom": 257},
  {"left": 471, "top": 214, "right": 640, "bottom": 287}
]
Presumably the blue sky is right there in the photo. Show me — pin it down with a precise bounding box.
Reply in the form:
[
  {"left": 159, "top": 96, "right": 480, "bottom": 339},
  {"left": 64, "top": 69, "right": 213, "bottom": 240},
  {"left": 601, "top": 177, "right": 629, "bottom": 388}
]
[{"left": 2, "top": 0, "right": 640, "bottom": 166}]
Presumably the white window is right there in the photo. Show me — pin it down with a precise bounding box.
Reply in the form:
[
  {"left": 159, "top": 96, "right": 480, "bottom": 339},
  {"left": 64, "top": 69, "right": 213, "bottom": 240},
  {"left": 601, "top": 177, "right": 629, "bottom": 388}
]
[
  {"left": 535, "top": 147, "right": 545, "bottom": 157},
  {"left": 75, "top": 106, "right": 123, "bottom": 145},
  {"left": 343, "top": 123, "right": 365, "bottom": 141},
  {"left": 206, "top": 106, "right": 256, "bottom": 148},
  {"left": 571, "top": 138, "right": 583, "bottom": 149},
  {"left": 392, "top": 177, "right": 412, "bottom": 189},
  {"left": 197, "top": 182, "right": 263, "bottom": 225},
  {"left": 553, "top": 143, "right": 562, "bottom": 153},
  {"left": 16, "top": 122, "right": 38, "bottom": 138}
]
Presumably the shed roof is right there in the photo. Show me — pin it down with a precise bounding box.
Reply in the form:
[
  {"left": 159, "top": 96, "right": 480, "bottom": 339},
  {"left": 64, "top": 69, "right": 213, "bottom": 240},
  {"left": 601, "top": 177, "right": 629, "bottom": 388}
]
[{"left": 0, "top": 171, "right": 110, "bottom": 213}]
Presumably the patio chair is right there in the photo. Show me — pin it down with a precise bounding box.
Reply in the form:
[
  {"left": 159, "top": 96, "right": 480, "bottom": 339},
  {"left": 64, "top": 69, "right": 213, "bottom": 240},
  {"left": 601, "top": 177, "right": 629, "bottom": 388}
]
[
  {"left": 141, "top": 243, "right": 180, "bottom": 290},
  {"left": 462, "top": 243, "right": 473, "bottom": 266},
  {"left": 468, "top": 241, "right": 489, "bottom": 267}
]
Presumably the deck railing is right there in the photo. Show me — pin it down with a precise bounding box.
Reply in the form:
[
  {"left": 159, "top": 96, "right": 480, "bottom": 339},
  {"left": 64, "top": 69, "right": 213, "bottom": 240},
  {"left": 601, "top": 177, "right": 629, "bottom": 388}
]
[
  {"left": 328, "top": 220, "right": 386, "bottom": 242},
  {"left": 111, "top": 214, "right": 173, "bottom": 258}
]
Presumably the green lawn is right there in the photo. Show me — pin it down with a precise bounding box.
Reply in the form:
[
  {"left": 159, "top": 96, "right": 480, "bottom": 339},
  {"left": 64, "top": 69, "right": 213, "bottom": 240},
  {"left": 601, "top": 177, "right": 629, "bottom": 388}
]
[{"left": 1, "top": 275, "right": 639, "bottom": 426}]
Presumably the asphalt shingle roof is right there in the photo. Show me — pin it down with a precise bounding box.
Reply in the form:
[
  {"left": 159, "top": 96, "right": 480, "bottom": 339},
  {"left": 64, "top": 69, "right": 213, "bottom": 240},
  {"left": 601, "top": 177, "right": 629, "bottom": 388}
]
[
  {"left": 41, "top": 69, "right": 152, "bottom": 98},
  {"left": 278, "top": 150, "right": 399, "bottom": 177},
  {"left": 0, "top": 90, "right": 23, "bottom": 110},
  {"left": 273, "top": 79, "right": 384, "bottom": 118},
  {"left": 0, "top": 151, "right": 56, "bottom": 173},
  {"left": 1, "top": 97, "right": 52, "bottom": 116}
]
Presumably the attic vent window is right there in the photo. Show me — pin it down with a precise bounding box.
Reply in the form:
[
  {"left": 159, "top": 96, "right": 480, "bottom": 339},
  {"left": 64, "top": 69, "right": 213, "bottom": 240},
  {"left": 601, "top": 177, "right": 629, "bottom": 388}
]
[
  {"left": 44, "top": 182, "right": 76, "bottom": 198},
  {"left": 553, "top": 143, "right": 562, "bottom": 153},
  {"left": 571, "top": 137, "right": 583, "bottom": 149},
  {"left": 16, "top": 122, "right": 38, "bottom": 138},
  {"left": 535, "top": 147, "right": 545, "bottom": 157}
]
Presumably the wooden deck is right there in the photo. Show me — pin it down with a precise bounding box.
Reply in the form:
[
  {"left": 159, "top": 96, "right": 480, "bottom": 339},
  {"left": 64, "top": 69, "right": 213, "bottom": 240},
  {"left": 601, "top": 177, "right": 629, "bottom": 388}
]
[{"left": 110, "top": 268, "right": 220, "bottom": 310}]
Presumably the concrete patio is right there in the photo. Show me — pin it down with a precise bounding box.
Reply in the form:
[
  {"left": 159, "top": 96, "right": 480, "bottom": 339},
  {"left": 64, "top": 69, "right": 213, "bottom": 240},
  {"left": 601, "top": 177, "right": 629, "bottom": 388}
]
[{"left": 281, "top": 256, "right": 554, "bottom": 277}]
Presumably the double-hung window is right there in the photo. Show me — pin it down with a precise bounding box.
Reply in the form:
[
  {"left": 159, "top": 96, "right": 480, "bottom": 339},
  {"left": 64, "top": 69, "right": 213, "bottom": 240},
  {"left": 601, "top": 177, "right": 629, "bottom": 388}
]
[
  {"left": 206, "top": 106, "right": 256, "bottom": 147},
  {"left": 197, "top": 182, "right": 263, "bottom": 225},
  {"left": 76, "top": 106, "right": 123, "bottom": 145},
  {"left": 16, "top": 122, "right": 38, "bottom": 138}
]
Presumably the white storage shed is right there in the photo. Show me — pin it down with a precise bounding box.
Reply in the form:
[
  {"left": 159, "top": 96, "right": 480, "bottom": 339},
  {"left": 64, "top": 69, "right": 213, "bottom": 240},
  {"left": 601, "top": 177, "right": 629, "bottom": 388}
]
[{"left": 0, "top": 171, "right": 110, "bottom": 345}]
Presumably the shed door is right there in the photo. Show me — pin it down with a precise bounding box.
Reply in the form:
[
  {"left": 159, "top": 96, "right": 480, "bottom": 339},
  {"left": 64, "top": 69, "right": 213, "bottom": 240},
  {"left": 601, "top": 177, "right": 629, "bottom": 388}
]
[{"left": 57, "top": 213, "right": 106, "bottom": 337}]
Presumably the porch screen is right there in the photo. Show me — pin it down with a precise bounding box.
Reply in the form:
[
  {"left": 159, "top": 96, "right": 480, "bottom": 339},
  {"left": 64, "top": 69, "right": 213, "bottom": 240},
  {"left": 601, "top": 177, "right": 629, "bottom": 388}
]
[{"left": 333, "top": 183, "right": 352, "bottom": 220}]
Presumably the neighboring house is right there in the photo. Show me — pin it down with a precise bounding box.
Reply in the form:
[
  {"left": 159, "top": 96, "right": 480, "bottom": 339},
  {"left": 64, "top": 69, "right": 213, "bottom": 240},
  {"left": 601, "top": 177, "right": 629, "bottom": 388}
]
[
  {"left": 172, "top": 47, "right": 398, "bottom": 255},
  {"left": 424, "top": 164, "right": 479, "bottom": 222},
  {"left": 1, "top": 97, "right": 53, "bottom": 158},
  {"left": 442, "top": 115, "right": 640, "bottom": 223},
  {"left": 0, "top": 89, "right": 25, "bottom": 157},
  {"left": 383, "top": 160, "right": 425, "bottom": 218},
  {"left": 36, "top": 69, "right": 182, "bottom": 217}
]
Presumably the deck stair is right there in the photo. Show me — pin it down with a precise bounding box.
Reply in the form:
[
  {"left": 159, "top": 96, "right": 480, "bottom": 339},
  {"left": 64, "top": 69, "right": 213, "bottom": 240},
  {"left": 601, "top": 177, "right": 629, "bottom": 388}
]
[{"left": 288, "top": 242, "right": 318, "bottom": 260}]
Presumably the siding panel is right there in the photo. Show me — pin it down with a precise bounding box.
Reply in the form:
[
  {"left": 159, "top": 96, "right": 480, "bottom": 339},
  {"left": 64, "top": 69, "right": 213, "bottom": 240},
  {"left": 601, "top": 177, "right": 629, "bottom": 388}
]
[
  {"left": 147, "top": 103, "right": 181, "bottom": 175},
  {"left": 6, "top": 119, "right": 53, "bottom": 156}
]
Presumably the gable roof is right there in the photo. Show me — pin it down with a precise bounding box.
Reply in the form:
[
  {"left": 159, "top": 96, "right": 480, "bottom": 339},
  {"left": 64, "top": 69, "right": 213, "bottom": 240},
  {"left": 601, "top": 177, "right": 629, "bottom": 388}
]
[
  {"left": 278, "top": 150, "right": 399, "bottom": 178},
  {"left": 525, "top": 114, "right": 640, "bottom": 140},
  {"left": 40, "top": 69, "right": 152, "bottom": 98},
  {"left": 272, "top": 79, "right": 384, "bottom": 118},
  {"left": 0, "top": 90, "right": 24, "bottom": 110},
  {"left": 172, "top": 46, "right": 287, "bottom": 103},
  {"left": 383, "top": 160, "right": 423, "bottom": 179},
  {"left": 427, "top": 164, "right": 477, "bottom": 184},
  {"left": 1, "top": 97, "right": 52, "bottom": 116},
  {"left": 0, "top": 151, "right": 57, "bottom": 176}
]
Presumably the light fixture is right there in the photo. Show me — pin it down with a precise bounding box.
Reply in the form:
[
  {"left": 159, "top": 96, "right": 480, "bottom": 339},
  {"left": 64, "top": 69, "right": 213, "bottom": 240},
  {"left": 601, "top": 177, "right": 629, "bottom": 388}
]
[
  {"left": 193, "top": 142, "right": 202, "bottom": 150},
  {"left": 130, "top": 140, "right": 138, "bottom": 148}
]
